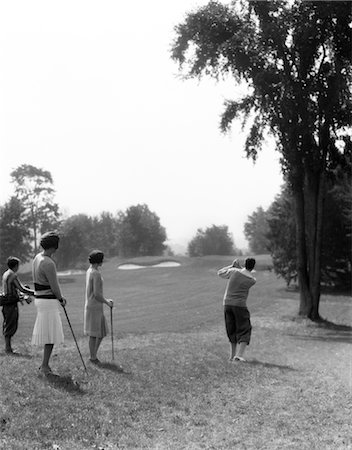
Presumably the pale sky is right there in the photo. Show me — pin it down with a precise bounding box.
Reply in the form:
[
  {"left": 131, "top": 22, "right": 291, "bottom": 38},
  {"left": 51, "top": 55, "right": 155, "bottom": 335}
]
[{"left": 0, "top": 0, "right": 283, "bottom": 252}]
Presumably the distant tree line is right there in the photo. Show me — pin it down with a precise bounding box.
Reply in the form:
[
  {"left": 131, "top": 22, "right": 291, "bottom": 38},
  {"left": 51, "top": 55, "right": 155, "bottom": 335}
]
[
  {"left": 1, "top": 165, "right": 243, "bottom": 271},
  {"left": 2, "top": 163, "right": 350, "bottom": 293},
  {"left": 55, "top": 205, "right": 167, "bottom": 268},
  {"left": 0, "top": 165, "right": 168, "bottom": 271}
]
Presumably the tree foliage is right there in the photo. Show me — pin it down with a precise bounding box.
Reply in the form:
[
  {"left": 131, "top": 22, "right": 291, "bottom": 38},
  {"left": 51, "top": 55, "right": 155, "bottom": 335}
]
[
  {"left": 55, "top": 214, "right": 95, "bottom": 269},
  {"left": 48, "top": 205, "right": 167, "bottom": 267},
  {"left": 320, "top": 175, "right": 352, "bottom": 288},
  {"left": 55, "top": 212, "right": 121, "bottom": 269},
  {"left": 266, "top": 178, "right": 351, "bottom": 288},
  {"left": 172, "top": 0, "right": 352, "bottom": 319},
  {"left": 188, "top": 224, "right": 235, "bottom": 256},
  {"left": 244, "top": 206, "right": 270, "bottom": 254},
  {"left": 10, "top": 164, "right": 60, "bottom": 254},
  {"left": 0, "top": 197, "right": 32, "bottom": 272},
  {"left": 266, "top": 186, "right": 298, "bottom": 286},
  {"left": 118, "top": 204, "right": 167, "bottom": 257}
]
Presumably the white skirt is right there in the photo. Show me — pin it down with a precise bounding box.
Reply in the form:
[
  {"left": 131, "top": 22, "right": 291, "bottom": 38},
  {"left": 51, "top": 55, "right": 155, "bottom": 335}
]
[{"left": 31, "top": 298, "right": 64, "bottom": 345}]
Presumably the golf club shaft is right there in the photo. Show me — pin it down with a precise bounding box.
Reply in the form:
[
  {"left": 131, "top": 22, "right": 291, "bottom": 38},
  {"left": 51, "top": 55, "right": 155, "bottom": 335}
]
[
  {"left": 110, "top": 307, "right": 114, "bottom": 360},
  {"left": 63, "top": 305, "right": 88, "bottom": 373}
]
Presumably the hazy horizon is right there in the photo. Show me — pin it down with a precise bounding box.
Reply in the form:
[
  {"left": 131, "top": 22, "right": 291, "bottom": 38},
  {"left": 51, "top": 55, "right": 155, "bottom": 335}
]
[{"left": 0, "top": 0, "right": 283, "bottom": 252}]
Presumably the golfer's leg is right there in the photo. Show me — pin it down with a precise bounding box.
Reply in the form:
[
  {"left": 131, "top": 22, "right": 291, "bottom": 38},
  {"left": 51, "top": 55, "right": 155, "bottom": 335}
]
[
  {"left": 224, "top": 307, "right": 237, "bottom": 360},
  {"left": 95, "top": 337, "right": 103, "bottom": 358},
  {"left": 42, "top": 344, "right": 54, "bottom": 369},
  {"left": 5, "top": 336, "right": 12, "bottom": 352},
  {"left": 230, "top": 342, "right": 237, "bottom": 360},
  {"left": 235, "top": 307, "right": 251, "bottom": 359},
  {"left": 89, "top": 336, "right": 97, "bottom": 359},
  {"left": 235, "top": 342, "right": 247, "bottom": 358}
]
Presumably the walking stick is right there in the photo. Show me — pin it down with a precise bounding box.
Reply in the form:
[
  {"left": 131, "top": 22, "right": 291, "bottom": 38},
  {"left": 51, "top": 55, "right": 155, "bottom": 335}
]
[
  {"left": 62, "top": 305, "right": 88, "bottom": 373},
  {"left": 110, "top": 306, "right": 115, "bottom": 361}
]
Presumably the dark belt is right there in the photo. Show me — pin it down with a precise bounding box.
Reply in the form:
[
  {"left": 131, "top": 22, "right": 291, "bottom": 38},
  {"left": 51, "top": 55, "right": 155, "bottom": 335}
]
[
  {"left": 34, "top": 283, "right": 51, "bottom": 291},
  {"left": 34, "top": 283, "right": 56, "bottom": 299}
]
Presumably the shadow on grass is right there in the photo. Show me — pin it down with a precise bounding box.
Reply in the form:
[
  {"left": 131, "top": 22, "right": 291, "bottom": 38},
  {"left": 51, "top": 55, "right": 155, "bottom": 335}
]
[
  {"left": 247, "top": 359, "right": 296, "bottom": 371},
  {"left": 286, "top": 318, "right": 352, "bottom": 344},
  {"left": 317, "top": 318, "right": 352, "bottom": 332},
  {"left": 93, "top": 361, "right": 132, "bottom": 374},
  {"left": 1, "top": 351, "right": 33, "bottom": 359},
  {"left": 43, "top": 373, "right": 86, "bottom": 394},
  {"left": 291, "top": 334, "right": 352, "bottom": 344}
]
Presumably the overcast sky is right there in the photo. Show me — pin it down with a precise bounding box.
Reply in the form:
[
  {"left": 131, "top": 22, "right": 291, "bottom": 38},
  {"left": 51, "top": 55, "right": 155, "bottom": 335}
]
[{"left": 0, "top": 0, "right": 283, "bottom": 252}]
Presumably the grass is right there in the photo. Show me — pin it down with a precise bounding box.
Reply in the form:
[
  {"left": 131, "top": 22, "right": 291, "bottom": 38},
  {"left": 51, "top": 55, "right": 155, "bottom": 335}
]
[{"left": 1, "top": 255, "right": 351, "bottom": 449}]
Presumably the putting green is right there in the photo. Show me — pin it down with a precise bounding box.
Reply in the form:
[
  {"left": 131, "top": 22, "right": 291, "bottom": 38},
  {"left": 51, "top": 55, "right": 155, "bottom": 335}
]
[{"left": 118, "top": 261, "right": 181, "bottom": 270}]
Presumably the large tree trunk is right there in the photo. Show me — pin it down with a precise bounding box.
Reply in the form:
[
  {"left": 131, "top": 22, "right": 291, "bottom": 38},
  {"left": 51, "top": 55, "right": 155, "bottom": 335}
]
[
  {"left": 304, "top": 170, "right": 324, "bottom": 320},
  {"left": 294, "top": 169, "right": 324, "bottom": 320},
  {"left": 311, "top": 171, "right": 325, "bottom": 320},
  {"left": 294, "top": 186, "right": 312, "bottom": 316}
]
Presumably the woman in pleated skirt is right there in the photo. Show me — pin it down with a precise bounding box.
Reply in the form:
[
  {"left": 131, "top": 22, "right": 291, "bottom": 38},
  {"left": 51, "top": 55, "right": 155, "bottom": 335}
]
[
  {"left": 31, "top": 298, "right": 64, "bottom": 346},
  {"left": 32, "top": 231, "right": 67, "bottom": 376}
]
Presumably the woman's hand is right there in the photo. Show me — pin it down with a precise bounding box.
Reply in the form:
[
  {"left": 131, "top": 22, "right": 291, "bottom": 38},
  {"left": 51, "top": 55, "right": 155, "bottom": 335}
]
[
  {"left": 106, "top": 299, "right": 114, "bottom": 308},
  {"left": 59, "top": 297, "right": 67, "bottom": 307}
]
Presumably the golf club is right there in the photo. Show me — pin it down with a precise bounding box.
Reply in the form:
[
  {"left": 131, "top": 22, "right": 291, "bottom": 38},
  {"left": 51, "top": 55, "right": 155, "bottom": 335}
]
[
  {"left": 62, "top": 305, "right": 88, "bottom": 373},
  {"left": 110, "top": 305, "right": 114, "bottom": 360}
]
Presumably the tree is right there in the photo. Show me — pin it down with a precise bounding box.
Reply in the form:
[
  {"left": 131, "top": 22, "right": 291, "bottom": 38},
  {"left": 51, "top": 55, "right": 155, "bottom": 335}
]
[
  {"left": 55, "top": 212, "right": 121, "bottom": 269},
  {"left": 244, "top": 206, "right": 270, "bottom": 254},
  {"left": 92, "top": 212, "right": 120, "bottom": 258},
  {"left": 172, "top": 1, "right": 351, "bottom": 320},
  {"left": 319, "top": 172, "right": 352, "bottom": 288},
  {"left": 267, "top": 179, "right": 352, "bottom": 288},
  {"left": 118, "top": 204, "right": 167, "bottom": 257},
  {"left": 0, "top": 197, "right": 32, "bottom": 272},
  {"left": 55, "top": 214, "right": 92, "bottom": 269},
  {"left": 188, "top": 224, "right": 235, "bottom": 256},
  {"left": 10, "top": 164, "right": 60, "bottom": 254},
  {"left": 266, "top": 186, "right": 297, "bottom": 286}
]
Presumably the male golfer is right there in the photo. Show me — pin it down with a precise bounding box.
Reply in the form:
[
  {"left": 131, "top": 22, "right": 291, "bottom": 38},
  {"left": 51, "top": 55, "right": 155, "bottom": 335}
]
[{"left": 217, "top": 258, "right": 256, "bottom": 362}]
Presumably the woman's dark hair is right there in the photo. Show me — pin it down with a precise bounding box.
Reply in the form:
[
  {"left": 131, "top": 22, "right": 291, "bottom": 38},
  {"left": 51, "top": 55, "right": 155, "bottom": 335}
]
[
  {"left": 89, "top": 250, "right": 104, "bottom": 264},
  {"left": 245, "top": 258, "right": 256, "bottom": 271},
  {"left": 40, "top": 231, "right": 60, "bottom": 250},
  {"left": 7, "top": 256, "right": 20, "bottom": 270}
]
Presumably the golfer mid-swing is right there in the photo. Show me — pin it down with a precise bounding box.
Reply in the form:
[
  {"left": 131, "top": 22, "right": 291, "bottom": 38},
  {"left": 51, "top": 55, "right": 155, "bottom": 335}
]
[{"left": 217, "top": 258, "right": 256, "bottom": 362}]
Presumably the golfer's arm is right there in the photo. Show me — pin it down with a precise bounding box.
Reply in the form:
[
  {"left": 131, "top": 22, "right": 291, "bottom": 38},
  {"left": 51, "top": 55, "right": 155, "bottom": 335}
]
[{"left": 217, "top": 265, "right": 235, "bottom": 279}]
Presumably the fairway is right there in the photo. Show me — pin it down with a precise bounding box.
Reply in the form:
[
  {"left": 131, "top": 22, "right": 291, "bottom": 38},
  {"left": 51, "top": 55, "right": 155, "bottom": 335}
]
[{"left": 15, "top": 255, "right": 272, "bottom": 342}]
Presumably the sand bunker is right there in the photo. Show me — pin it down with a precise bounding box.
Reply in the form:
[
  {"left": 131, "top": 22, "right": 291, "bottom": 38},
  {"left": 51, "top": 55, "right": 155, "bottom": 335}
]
[
  {"left": 118, "top": 261, "right": 181, "bottom": 270},
  {"left": 57, "top": 270, "right": 85, "bottom": 276}
]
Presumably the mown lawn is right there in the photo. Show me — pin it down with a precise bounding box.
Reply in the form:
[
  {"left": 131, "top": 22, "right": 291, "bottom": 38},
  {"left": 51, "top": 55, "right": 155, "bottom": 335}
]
[{"left": 1, "top": 256, "right": 351, "bottom": 449}]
